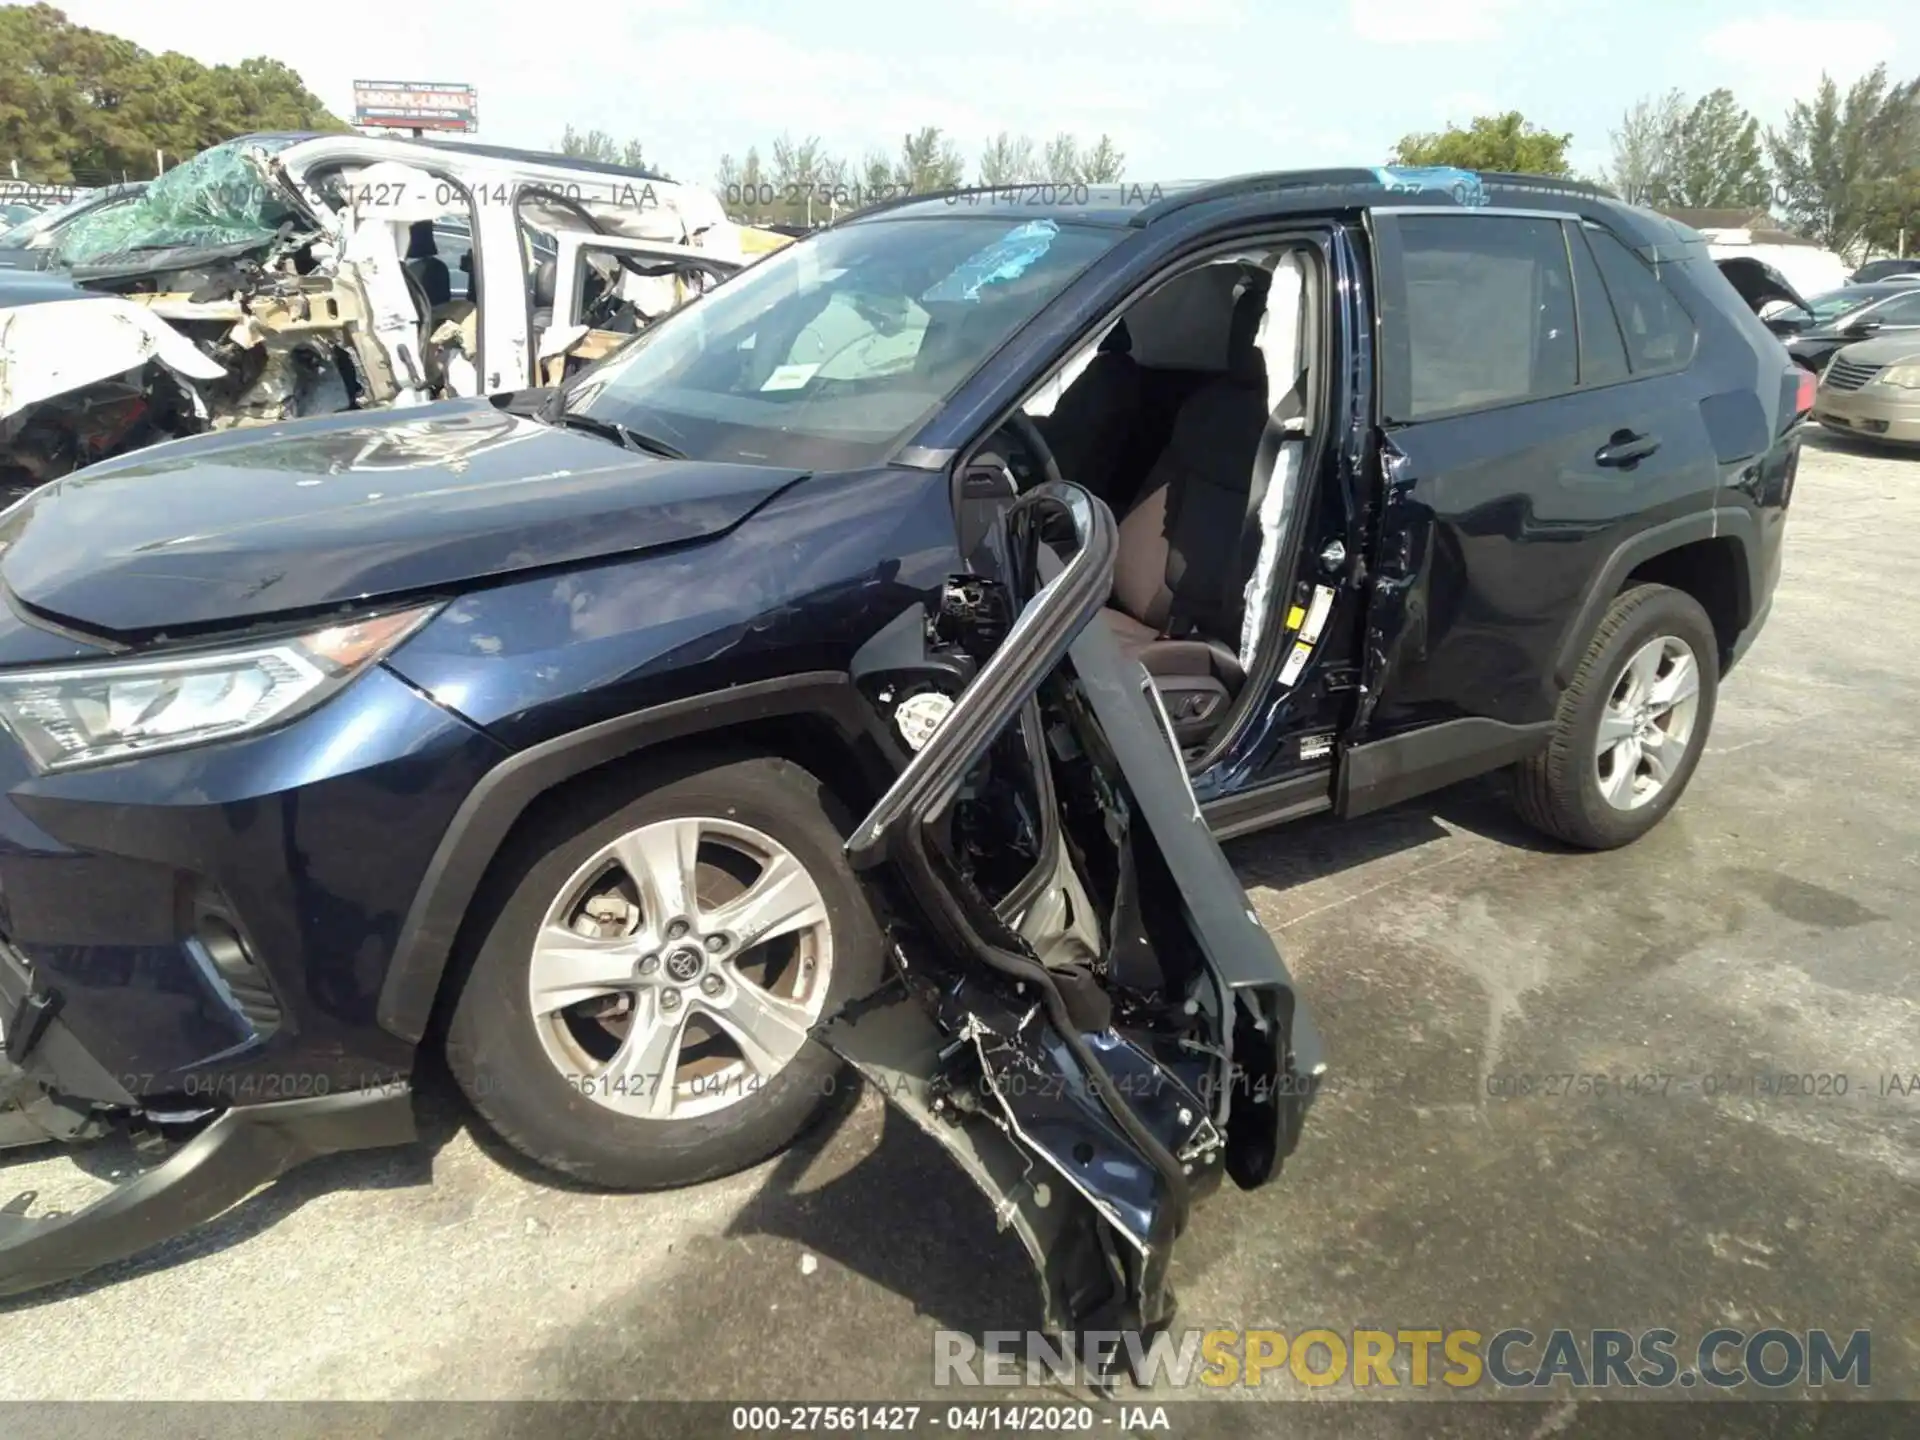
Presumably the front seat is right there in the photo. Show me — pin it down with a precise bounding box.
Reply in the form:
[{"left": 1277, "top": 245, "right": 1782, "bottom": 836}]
[
  {"left": 405, "top": 221, "right": 453, "bottom": 309},
  {"left": 1037, "top": 321, "right": 1145, "bottom": 505},
  {"left": 530, "top": 256, "right": 558, "bottom": 332},
  {"left": 1102, "top": 271, "right": 1273, "bottom": 743}
]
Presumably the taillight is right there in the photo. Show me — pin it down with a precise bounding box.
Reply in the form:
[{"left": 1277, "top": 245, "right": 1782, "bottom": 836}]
[{"left": 1794, "top": 367, "right": 1816, "bottom": 416}]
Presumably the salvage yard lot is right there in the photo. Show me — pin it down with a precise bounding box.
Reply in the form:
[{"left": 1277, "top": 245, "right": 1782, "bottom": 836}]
[{"left": 0, "top": 431, "right": 1915, "bottom": 1408}]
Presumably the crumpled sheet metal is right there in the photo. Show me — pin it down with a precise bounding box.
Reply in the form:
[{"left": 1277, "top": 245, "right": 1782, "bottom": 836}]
[{"left": 0, "top": 297, "right": 225, "bottom": 421}]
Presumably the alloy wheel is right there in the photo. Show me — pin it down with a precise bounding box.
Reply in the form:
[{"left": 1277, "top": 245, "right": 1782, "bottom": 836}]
[
  {"left": 1594, "top": 634, "right": 1702, "bottom": 811},
  {"left": 526, "top": 816, "right": 833, "bottom": 1119}
]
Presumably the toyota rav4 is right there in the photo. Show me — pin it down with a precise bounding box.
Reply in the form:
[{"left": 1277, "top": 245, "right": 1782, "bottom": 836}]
[{"left": 0, "top": 169, "right": 1803, "bottom": 1333}]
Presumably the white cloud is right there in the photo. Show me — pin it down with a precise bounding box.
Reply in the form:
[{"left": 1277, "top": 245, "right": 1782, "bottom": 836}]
[
  {"left": 1701, "top": 15, "right": 1900, "bottom": 113},
  {"left": 1349, "top": 0, "right": 1522, "bottom": 45}
]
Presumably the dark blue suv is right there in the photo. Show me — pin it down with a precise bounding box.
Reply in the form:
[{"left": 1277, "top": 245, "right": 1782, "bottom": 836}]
[{"left": 0, "top": 169, "right": 1802, "bottom": 1329}]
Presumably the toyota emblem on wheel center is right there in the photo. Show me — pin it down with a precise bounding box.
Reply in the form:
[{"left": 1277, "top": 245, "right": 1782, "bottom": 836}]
[{"left": 665, "top": 948, "right": 703, "bottom": 982}]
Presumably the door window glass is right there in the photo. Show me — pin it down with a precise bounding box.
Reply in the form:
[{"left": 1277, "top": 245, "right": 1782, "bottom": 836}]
[{"left": 1389, "top": 214, "right": 1577, "bottom": 420}]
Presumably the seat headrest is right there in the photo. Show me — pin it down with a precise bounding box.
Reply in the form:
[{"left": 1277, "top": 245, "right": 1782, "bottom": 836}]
[
  {"left": 407, "top": 221, "right": 438, "bottom": 260},
  {"left": 1125, "top": 262, "right": 1251, "bottom": 371},
  {"left": 531, "top": 257, "right": 557, "bottom": 309},
  {"left": 1227, "top": 270, "right": 1271, "bottom": 380},
  {"left": 1098, "top": 318, "right": 1133, "bottom": 355}
]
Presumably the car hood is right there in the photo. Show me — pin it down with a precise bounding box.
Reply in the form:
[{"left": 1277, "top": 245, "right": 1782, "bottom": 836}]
[
  {"left": 1716, "top": 255, "right": 1812, "bottom": 316},
  {"left": 0, "top": 270, "right": 102, "bottom": 308},
  {"left": 0, "top": 399, "right": 808, "bottom": 637},
  {"left": 1827, "top": 334, "right": 1920, "bottom": 368}
]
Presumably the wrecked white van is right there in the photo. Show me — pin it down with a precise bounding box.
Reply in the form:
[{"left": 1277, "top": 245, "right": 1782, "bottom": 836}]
[{"left": 0, "top": 133, "right": 760, "bottom": 498}]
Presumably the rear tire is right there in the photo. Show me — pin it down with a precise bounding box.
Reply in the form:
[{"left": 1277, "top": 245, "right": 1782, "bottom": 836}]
[
  {"left": 445, "top": 751, "right": 883, "bottom": 1189},
  {"left": 1514, "top": 584, "right": 1718, "bottom": 850}
]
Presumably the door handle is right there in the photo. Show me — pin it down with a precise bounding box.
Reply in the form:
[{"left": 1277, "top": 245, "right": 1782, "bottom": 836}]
[{"left": 1595, "top": 430, "right": 1660, "bottom": 468}]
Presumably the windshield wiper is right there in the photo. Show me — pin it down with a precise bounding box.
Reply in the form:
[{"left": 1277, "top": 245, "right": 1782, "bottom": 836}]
[{"left": 547, "top": 409, "right": 686, "bottom": 460}]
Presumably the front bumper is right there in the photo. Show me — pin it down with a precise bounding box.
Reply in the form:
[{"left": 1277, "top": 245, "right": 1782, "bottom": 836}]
[
  {"left": 0, "top": 1083, "right": 414, "bottom": 1299},
  {"left": 0, "top": 660, "right": 503, "bottom": 1102},
  {"left": 1812, "top": 385, "right": 1920, "bottom": 444},
  {"left": 0, "top": 935, "right": 416, "bottom": 1297}
]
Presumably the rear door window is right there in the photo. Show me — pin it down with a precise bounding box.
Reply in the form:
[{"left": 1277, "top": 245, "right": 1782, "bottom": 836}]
[
  {"left": 1580, "top": 223, "right": 1695, "bottom": 373},
  {"left": 1382, "top": 214, "right": 1577, "bottom": 422},
  {"left": 1567, "top": 223, "right": 1631, "bottom": 388},
  {"left": 1871, "top": 292, "right": 1920, "bottom": 326}
]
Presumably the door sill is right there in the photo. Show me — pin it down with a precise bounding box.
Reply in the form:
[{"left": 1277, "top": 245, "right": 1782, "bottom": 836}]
[{"left": 1200, "top": 770, "right": 1333, "bottom": 842}]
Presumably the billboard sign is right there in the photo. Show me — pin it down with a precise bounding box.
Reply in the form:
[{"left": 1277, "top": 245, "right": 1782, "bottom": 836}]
[{"left": 352, "top": 80, "right": 478, "bottom": 134}]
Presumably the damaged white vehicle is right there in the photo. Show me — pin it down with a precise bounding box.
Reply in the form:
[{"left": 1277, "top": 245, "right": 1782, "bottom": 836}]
[{"left": 0, "top": 133, "right": 758, "bottom": 499}]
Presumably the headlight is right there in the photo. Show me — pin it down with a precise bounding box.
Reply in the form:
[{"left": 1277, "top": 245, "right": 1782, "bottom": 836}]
[
  {"left": 0, "top": 605, "right": 437, "bottom": 772},
  {"left": 1874, "top": 363, "right": 1920, "bottom": 389}
]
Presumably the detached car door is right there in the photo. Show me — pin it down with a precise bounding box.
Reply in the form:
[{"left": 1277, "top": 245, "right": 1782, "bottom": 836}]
[{"left": 825, "top": 482, "right": 1323, "bottom": 1348}]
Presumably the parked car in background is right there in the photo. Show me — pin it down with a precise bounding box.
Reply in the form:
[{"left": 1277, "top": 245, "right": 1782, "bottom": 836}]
[
  {"left": 1810, "top": 335, "right": 1920, "bottom": 445},
  {"left": 0, "top": 182, "right": 147, "bottom": 271},
  {"left": 0, "top": 202, "right": 43, "bottom": 228},
  {"left": 0, "top": 167, "right": 1802, "bottom": 1319},
  {"left": 0, "top": 135, "right": 759, "bottom": 499},
  {"left": 1852, "top": 258, "right": 1920, "bottom": 284},
  {"left": 1767, "top": 283, "right": 1920, "bottom": 372}
]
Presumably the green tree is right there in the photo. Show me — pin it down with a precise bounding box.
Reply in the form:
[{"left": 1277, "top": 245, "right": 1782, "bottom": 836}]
[
  {"left": 1607, "top": 90, "right": 1687, "bottom": 205},
  {"left": 895, "top": 126, "right": 964, "bottom": 192},
  {"left": 1664, "top": 89, "right": 1770, "bottom": 208},
  {"left": 1863, "top": 167, "right": 1920, "bottom": 256},
  {"left": 1390, "top": 111, "right": 1573, "bottom": 176},
  {"left": 1043, "top": 132, "right": 1081, "bottom": 183},
  {"left": 557, "top": 125, "right": 650, "bottom": 170},
  {"left": 860, "top": 148, "right": 893, "bottom": 201},
  {"left": 1078, "top": 134, "right": 1126, "bottom": 183},
  {"left": 1768, "top": 66, "right": 1920, "bottom": 257},
  {"left": 978, "top": 131, "right": 1039, "bottom": 185},
  {"left": 1, "top": 4, "right": 344, "bottom": 182}
]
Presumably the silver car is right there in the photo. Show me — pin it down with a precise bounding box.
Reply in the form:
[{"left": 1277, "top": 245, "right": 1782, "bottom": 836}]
[{"left": 1812, "top": 333, "right": 1920, "bottom": 445}]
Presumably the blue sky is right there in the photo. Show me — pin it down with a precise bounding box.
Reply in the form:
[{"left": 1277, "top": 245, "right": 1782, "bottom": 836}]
[{"left": 62, "top": 0, "right": 1911, "bottom": 189}]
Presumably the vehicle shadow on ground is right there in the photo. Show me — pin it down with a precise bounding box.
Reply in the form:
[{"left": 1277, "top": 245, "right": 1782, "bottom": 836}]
[{"left": 720, "top": 1088, "right": 1040, "bottom": 1332}]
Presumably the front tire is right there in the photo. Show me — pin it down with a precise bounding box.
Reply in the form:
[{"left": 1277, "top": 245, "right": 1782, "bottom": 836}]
[
  {"left": 445, "top": 751, "right": 883, "bottom": 1189},
  {"left": 1514, "top": 584, "right": 1719, "bottom": 850}
]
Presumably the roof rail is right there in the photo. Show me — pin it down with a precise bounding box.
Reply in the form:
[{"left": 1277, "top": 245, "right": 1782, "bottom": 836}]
[
  {"left": 1130, "top": 169, "right": 1385, "bottom": 225},
  {"left": 1132, "top": 167, "right": 1624, "bottom": 226},
  {"left": 1478, "top": 171, "right": 1619, "bottom": 201},
  {"left": 835, "top": 184, "right": 1039, "bottom": 224}
]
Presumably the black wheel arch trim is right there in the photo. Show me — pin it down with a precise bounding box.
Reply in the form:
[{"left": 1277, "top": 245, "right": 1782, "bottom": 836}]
[
  {"left": 377, "top": 671, "right": 873, "bottom": 1043},
  {"left": 1550, "top": 506, "right": 1757, "bottom": 689}
]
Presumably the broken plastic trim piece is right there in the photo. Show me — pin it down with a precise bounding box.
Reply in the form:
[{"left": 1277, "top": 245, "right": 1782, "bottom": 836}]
[{"left": 0, "top": 1084, "right": 416, "bottom": 1298}]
